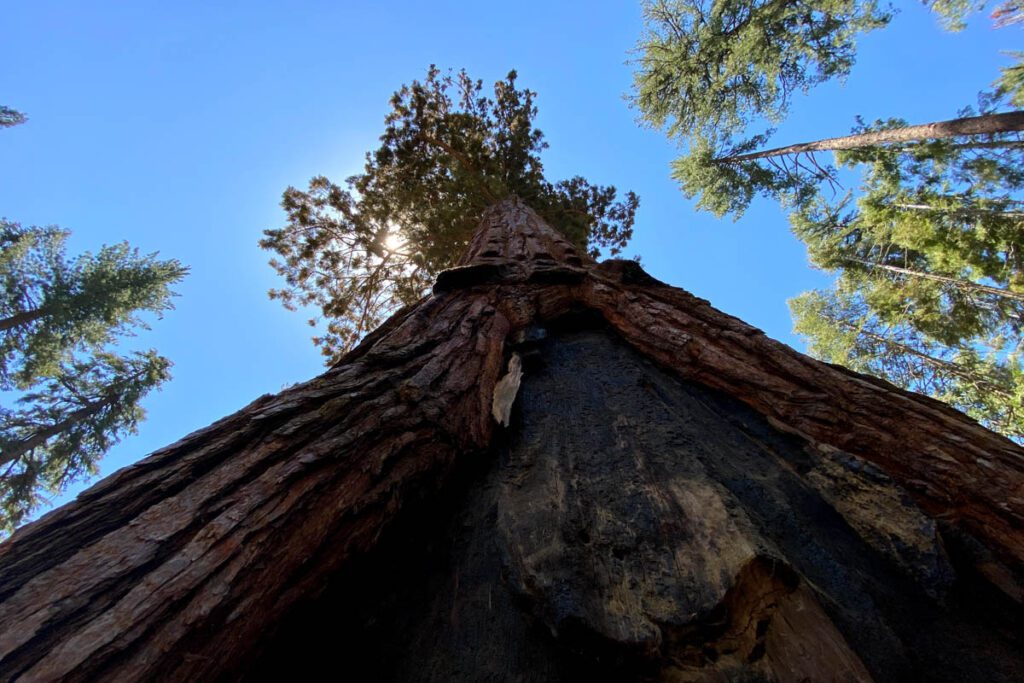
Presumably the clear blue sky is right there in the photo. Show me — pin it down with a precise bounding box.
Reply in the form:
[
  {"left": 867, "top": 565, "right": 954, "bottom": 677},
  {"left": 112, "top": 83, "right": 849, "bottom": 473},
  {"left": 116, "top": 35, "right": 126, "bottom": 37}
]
[{"left": 1, "top": 2, "right": 1018, "bottom": 516}]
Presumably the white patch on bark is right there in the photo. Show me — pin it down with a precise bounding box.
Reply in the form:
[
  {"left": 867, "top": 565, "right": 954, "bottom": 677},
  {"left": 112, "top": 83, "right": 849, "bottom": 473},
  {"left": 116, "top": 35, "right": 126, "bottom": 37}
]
[{"left": 492, "top": 353, "right": 523, "bottom": 427}]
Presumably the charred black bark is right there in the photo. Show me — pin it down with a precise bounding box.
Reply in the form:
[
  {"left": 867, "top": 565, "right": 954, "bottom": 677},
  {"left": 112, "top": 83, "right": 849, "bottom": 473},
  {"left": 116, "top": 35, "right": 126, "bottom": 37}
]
[{"left": 251, "top": 329, "right": 1022, "bottom": 682}]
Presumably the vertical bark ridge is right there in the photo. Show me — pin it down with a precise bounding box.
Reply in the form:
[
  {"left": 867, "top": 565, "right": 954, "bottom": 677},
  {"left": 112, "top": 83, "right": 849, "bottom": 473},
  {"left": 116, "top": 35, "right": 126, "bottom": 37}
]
[
  {"left": 458, "top": 199, "right": 590, "bottom": 267},
  {"left": 0, "top": 292, "right": 514, "bottom": 681}
]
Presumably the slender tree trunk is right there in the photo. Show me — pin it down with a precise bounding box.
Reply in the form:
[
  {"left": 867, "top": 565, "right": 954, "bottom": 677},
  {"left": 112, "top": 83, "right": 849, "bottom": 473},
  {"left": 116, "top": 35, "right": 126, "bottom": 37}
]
[
  {"left": 843, "top": 256, "right": 1024, "bottom": 302},
  {"left": 0, "top": 200, "right": 1022, "bottom": 681},
  {"left": 721, "top": 110, "right": 1024, "bottom": 163},
  {"left": 892, "top": 202, "right": 1024, "bottom": 217},
  {"left": 0, "top": 394, "right": 119, "bottom": 469},
  {"left": 840, "top": 320, "right": 1014, "bottom": 399},
  {"left": 0, "top": 307, "right": 46, "bottom": 333}
]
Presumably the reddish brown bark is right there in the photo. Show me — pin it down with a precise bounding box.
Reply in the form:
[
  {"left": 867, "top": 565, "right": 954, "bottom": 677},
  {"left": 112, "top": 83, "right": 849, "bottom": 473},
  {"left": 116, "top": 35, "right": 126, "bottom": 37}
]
[{"left": 0, "top": 199, "right": 1022, "bottom": 680}]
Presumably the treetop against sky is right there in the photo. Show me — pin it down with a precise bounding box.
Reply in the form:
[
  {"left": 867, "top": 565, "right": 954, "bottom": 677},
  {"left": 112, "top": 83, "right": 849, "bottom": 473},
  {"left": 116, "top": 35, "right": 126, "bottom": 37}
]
[{"left": 0, "top": 1, "right": 1016, "bottom": 514}]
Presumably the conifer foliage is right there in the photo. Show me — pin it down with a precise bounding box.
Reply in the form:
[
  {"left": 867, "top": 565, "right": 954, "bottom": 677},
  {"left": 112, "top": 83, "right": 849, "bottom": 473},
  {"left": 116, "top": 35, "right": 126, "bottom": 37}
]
[
  {"left": 632, "top": 0, "right": 893, "bottom": 215},
  {"left": 786, "top": 123, "right": 1024, "bottom": 438},
  {"left": 0, "top": 106, "right": 26, "bottom": 129},
  {"left": 633, "top": 1, "right": 1024, "bottom": 438},
  {"left": 0, "top": 222, "right": 185, "bottom": 531},
  {"left": 262, "top": 67, "right": 638, "bottom": 361}
]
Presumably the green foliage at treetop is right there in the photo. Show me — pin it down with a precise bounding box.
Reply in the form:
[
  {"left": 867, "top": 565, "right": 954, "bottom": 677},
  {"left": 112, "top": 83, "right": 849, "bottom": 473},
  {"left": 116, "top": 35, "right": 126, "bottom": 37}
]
[
  {"left": 792, "top": 287, "right": 1024, "bottom": 438},
  {"left": 633, "top": 0, "right": 892, "bottom": 144},
  {"left": 790, "top": 111, "right": 1024, "bottom": 438},
  {"left": 0, "top": 106, "right": 26, "bottom": 129},
  {"left": 633, "top": 1, "right": 1021, "bottom": 218},
  {"left": 633, "top": 1, "right": 1024, "bottom": 439},
  {"left": 0, "top": 221, "right": 186, "bottom": 531},
  {"left": 636, "top": 1, "right": 1024, "bottom": 220},
  {"left": 1, "top": 226, "right": 189, "bottom": 388},
  {"left": 927, "top": 0, "right": 1024, "bottom": 30},
  {"left": 632, "top": 0, "right": 892, "bottom": 215},
  {"left": 262, "top": 66, "right": 638, "bottom": 362}
]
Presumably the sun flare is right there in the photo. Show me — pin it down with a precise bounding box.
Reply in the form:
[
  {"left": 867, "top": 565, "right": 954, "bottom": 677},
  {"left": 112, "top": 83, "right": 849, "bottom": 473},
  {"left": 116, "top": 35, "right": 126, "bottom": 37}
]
[{"left": 381, "top": 221, "right": 408, "bottom": 254}]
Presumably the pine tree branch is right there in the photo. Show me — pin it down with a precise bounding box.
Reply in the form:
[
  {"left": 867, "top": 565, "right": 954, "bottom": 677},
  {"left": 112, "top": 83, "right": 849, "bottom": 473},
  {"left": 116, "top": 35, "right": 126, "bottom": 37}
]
[
  {"left": 0, "top": 394, "right": 115, "bottom": 469},
  {"left": 0, "top": 307, "right": 47, "bottom": 333},
  {"left": 0, "top": 363, "right": 155, "bottom": 470},
  {"left": 839, "top": 322, "right": 1013, "bottom": 401},
  {"left": 891, "top": 202, "right": 1024, "bottom": 218},
  {"left": 719, "top": 111, "right": 1024, "bottom": 163},
  {"left": 843, "top": 257, "right": 1024, "bottom": 302},
  {"left": 416, "top": 133, "right": 499, "bottom": 203}
]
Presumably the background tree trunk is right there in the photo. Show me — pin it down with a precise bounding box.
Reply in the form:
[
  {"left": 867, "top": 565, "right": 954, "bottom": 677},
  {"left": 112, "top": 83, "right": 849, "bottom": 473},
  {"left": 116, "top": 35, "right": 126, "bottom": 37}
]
[
  {"left": 721, "top": 110, "right": 1024, "bottom": 163},
  {"left": 1, "top": 200, "right": 1022, "bottom": 681}
]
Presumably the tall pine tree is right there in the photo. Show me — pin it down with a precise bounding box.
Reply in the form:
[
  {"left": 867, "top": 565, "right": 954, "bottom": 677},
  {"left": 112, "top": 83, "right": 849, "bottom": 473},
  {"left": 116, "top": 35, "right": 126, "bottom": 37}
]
[
  {"left": 261, "top": 67, "right": 638, "bottom": 361},
  {"left": 0, "top": 221, "right": 186, "bottom": 531},
  {"left": 633, "top": 0, "right": 1024, "bottom": 438}
]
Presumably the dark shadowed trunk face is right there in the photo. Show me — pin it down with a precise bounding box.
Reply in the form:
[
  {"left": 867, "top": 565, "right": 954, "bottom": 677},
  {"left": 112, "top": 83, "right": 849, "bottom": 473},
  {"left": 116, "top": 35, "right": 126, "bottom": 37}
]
[
  {"left": 250, "top": 327, "right": 1022, "bottom": 682},
  {"left": 0, "top": 200, "right": 1022, "bottom": 681}
]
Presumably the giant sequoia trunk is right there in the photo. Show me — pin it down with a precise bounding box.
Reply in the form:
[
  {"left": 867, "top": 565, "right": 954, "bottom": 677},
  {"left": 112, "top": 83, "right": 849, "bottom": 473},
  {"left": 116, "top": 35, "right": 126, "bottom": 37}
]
[{"left": 1, "top": 200, "right": 1022, "bottom": 681}]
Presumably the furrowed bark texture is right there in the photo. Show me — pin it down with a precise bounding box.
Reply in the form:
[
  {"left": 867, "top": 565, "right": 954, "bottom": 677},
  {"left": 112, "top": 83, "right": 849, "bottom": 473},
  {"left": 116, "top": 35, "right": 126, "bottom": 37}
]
[{"left": 0, "top": 199, "right": 1022, "bottom": 681}]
